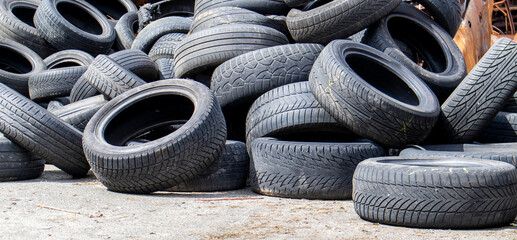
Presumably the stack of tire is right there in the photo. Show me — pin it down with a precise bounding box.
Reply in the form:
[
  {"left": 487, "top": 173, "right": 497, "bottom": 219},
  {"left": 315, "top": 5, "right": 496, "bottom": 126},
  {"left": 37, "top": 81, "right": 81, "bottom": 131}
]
[{"left": 0, "top": 0, "right": 515, "bottom": 230}]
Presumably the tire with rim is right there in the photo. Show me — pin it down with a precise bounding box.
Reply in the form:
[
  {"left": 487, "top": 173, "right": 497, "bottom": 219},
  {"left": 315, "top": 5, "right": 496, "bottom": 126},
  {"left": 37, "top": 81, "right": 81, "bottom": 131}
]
[
  {"left": 286, "top": 0, "right": 401, "bottom": 44},
  {"left": 34, "top": 0, "right": 116, "bottom": 55},
  {"left": 83, "top": 79, "right": 227, "bottom": 193},
  {"left": 0, "top": 0, "right": 57, "bottom": 57},
  {"left": 250, "top": 137, "right": 386, "bottom": 199},
  {"left": 363, "top": 2, "right": 466, "bottom": 101},
  {"left": 309, "top": 40, "right": 440, "bottom": 148},
  {"left": 404, "top": 0, "right": 462, "bottom": 37},
  {"left": 353, "top": 156, "right": 517, "bottom": 229},
  {"left": 44, "top": 49, "right": 94, "bottom": 69}
]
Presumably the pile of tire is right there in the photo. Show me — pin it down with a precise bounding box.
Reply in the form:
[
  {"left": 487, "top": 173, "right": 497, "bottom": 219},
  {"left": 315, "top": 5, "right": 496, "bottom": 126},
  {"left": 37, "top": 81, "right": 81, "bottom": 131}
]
[{"left": 0, "top": 0, "right": 516, "bottom": 229}]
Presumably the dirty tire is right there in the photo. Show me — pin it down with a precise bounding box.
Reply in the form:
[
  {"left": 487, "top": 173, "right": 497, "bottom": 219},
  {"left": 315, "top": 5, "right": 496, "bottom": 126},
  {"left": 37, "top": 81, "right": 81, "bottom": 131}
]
[
  {"left": 309, "top": 40, "right": 440, "bottom": 148},
  {"left": 286, "top": 0, "right": 401, "bottom": 44},
  {"left": 29, "top": 66, "right": 87, "bottom": 101},
  {"left": 363, "top": 2, "right": 466, "bottom": 101},
  {"left": 433, "top": 38, "right": 517, "bottom": 143},
  {"left": 249, "top": 137, "right": 386, "bottom": 200},
  {"left": 0, "top": 83, "right": 89, "bottom": 177},
  {"left": 114, "top": 11, "right": 139, "bottom": 49},
  {"left": 0, "top": 38, "right": 46, "bottom": 97},
  {"left": 44, "top": 49, "right": 94, "bottom": 69},
  {"left": 0, "top": 0, "right": 57, "bottom": 57},
  {"left": 174, "top": 24, "right": 289, "bottom": 78},
  {"left": 353, "top": 157, "right": 517, "bottom": 229},
  {"left": 194, "top": 0, "right": 289, "bottom": 16},
  {"left": 0, "top": 135, "right": 44, "bottom": 181},
  {"left": 155, "top": 58, "right": 176, "bottom": 79},
  {"left": 137, "top": 0, "right": 194, "bottom": 31},
  {"left": 167, "top": 140, "right": 249, "bottom": 192},
  {"left": 476, "top": 112, "right": 517, "bottom": 144},
  {"left": 46, "top": 96, "right": 70, "bottom": 111},
  {"left": 34, "top": 0, "right": 116, "bottom": 55},
  {"left": 404, "top": 0, "right": 462, "bottom": 37},
  {"left": 50, "top": 95, "right": 107, "bottom": 131},
  {"left": 148, "top": 33, "right": 186, "bottom": 61},
  {"left": 130, "top": 16, "right": 192, "bottom": 54},
  {"left": 83, "top": 79, "right": 227, "bottom": 193}
]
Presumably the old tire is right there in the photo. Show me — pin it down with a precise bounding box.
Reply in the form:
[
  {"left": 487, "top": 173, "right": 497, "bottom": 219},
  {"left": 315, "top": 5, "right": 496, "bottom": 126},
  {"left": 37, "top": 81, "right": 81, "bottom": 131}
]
[{"left": 43, "top": 49, "right": 94, "bottom": 69}]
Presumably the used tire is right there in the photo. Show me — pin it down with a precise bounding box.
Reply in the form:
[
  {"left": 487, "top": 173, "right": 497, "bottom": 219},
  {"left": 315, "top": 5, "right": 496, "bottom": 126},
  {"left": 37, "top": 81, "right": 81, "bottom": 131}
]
[
  {"left": 363, "top": 2, "right": 466, "bottom": 101},
  {"left": 0, "top": 82, "right": 89, "bottom": 177},
  {"left": 249, "top": 137, "right": 386, "bottom": 199},
  {"left": 503, "top": 92, "right": 517, "bottom": 112},
  {"left": 194, "top": 0, "right": 289, "bottom": 16},
  {"left": 130, "top": 16, "right": 192, "bottom": 54},
  {"left": 50, "top": 95, "right": 107, "bottom": 131},
  {"left": 83, "top": 79, "right": 227, "bottom": 193},
  {"left": 432, "top": 38, "right": 517, "bottom": 143},
  {"left": 353, "top": 157, "right": 517, "bottom": 228},
  {"left": 43, "top": 49, "right": 94, "bottom": 69},
  {"left": 114, "top": 11, "right": 139, "bottom": 50},
  {"left": 148, "top": 33, "right": 186, "bottom": 61},
  {"left": 29, "top": 66, "right": 87, "bottom": 101},
  {"left": 476, "top": 111, "right": 517, "bottom": 144},
  {"left": 404, "top": 0, "right": 462, "bottom": 37},
  {"left": 84, "top": 0, "right": 137, "bottom": 24},
  {"left": 137, "top": 0, "right": 194, "bottom": 31},
  {"left": 0, "top": 134, "right": 44, "bottom": 181},
  {"left": 309, "top": 40, "right": 440, "bottom": 148},
  {"left": 283, "top": 0, "right": 312, "bottom": 7},
  {"left": 34, "top": 0, "right": 116, "bottom": 55},
  {"left": 286, "top": 0, "right": 401, "bottom": 44},
  {"left": 155, "top": 58, "right": 176, "bottom": 79}
]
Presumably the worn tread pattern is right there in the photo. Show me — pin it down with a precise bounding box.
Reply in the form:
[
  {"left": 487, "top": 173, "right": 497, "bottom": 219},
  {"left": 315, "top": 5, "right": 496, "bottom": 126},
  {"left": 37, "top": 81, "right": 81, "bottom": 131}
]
[
  {"left": 0, "top": 83, "right": 89, "bottom": 177},
  {"left": 130, "top": 16, "right": 192, "bottom": 53},
  {"left": 155, "top": 58, "right": 176, "bottom": 79},
  {"left": 194, "top": 0, "right": 289, "bottom": 16},
  {"left": 249, "top": 137, "right": 386, "bottom": 199},
  {"left": 0, "top": 135, "right": 44, "bottom": 181},
  {"left": 286, "top": 0, "right": 401, "bottom": 44},
  {"left": 353, "top": 157, "right": 517, "bottom": 229},
  {"left": 43, "top": 49, "right": 94, "bottom": 69},
  {"left": 50, "top": 95, "right": 107, "bottom": 131},
  {"left": 477, "top": 111, "right": 517, "bottom": 143},
  {"left": 29, "top": 66, "right": 86, "bottom": 101},
  {"left": 148, "top": 33, "right": 186, "bottom": 61},
  {"left": 114, "top": 11, "right": 138, "bottom": 50},
  {"left": 435, "top": 38, "right": 517, "bottom": 143},
  {"left": 503, "top": 92, "right": 517, "bottom": 112}
]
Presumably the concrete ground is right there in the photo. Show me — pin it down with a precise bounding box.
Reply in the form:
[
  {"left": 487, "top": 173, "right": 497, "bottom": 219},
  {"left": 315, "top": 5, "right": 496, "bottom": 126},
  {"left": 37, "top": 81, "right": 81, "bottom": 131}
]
[{"left": 1, "top": 165, "right": 516, "bottom": 240}]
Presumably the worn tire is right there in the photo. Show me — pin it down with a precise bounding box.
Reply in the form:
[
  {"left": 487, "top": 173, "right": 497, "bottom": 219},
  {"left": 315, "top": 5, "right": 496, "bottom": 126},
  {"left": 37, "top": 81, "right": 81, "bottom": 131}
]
[
  {"left": 309, "top": 40, "right": 440, "bottom": 148},
  {"left": 503, "top": 92, "right": 517, "bottom": 112},
  {"left": 363, "top": 2, "right": 466, "bottom": 101},
  {"left": 137, "top": 0, "right": 194, "bottom": 31},
  {"left": 114, "top": 11, "right": 139, "bottom": 50},
  {"left": 476, "top": 112, "right": 517, "bottom": 144},
  {"left": 84, "top": 0, "right": 137, "bottom": 23},
  {"left": 283, "top": 0, "right": 312, "bottom": 7},
  {"left": 194, "top": 0, "right": 289, "bottom": 16},
  {"left": 148, "top": 33, "right": 186, "bottom": 61},
  {"left": 404, "top": 0, "right": 462, "bottom": 37},
  {"left": 0, "top": 135, "right": 44, "bottom": 181},
  {"left": 83, "top": 79, "right": 227, "bottom": 193},
  {"left": 43, "top": 49, "right": 94, "bottom": 69},
  {"left": 50, "top": 95, "right": 107, "bottom": 131},
  {"left": 433, "top": 38, "right": 517, "bottom": 144},
  {"left": 286, "top": 0, "right": 401, "bottom": 44},
  {"left": 131, "top": 16, "right": 192, "bottom": 54},
  {"left": 250, "top": 137, "right": 386, "bottom": 199},
  {"left": 155, "top": 58, "right": 176, "bottom": 79},
  {"left": 353, "top": 157, "right": 517, "bottom": 229},
  {"left": 29, "top": 66, "right": 86, "bottom": 101}
]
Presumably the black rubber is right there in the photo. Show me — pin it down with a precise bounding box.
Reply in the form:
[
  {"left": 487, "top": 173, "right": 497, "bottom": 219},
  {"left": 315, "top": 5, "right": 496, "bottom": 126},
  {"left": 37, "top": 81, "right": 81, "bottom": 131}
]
[
  {"left": 46, "top": 96, "right": 70, "bottom": 111},
  {"left": 249, "top": 137, "right": 386, "bottom": 200},
  {"left": 363, "top": 2, "right": 466, "bottom": 102},
  {"left": 404, "top": 0, "right": 462, "bottom": 37},
  {"left": 84, "top": 55, "right": 146, "bottom": 99},
  {"left": 246, "top": 81, "right": 354, "bottom": 149},
  {"left": 503, "top": 92, "right": 517, "bottom": 112},
  {"left": 0, "top": 82, "right": 89, "bottom": 177},
  {"left": 309, "top": 40, "right": 440, "bottom": 148},
  {"left": 0, "top": 38, "right": 46, "bottom": 97},
  {"left": 433, "top": 38, "right": 517, "bottom": 144},
  {"left": 82, "top": 79, "right": 227, "bottom": 193},
  {"left": 283, "top": 0, "right": 312, "bottom": 7},
  {"left": 50, "top": 95, "right": 107, "bottom": 131},
  {"left": 0, "top": 0, "right": 57, "bottom": 57},
  {"left": 34, "top": 0, "right": 116, "bottom": 55},
  {"left": 353, "top": 156, "right": 517, "bottom": 229},
  {"left": 148, "top": 33, "right": 186, "bottom": 61},
  {"left": 400, "top": 143, "right": 517, "bottom": 167},
  {"left": 190, "top": 6, "right": 287, "bottom": 34},
  {"left": 155, "top": 58, "right": 176, "bottom": 79},
  {"left": 167, "top": 140, "right": 249, "bottom": 192},
  {"left": 84, "top": 0, "right": 137, "bottom": 23},
  {"left": 114, "top": 11, "right": 139, "bottom": 50},
  {"left": 174, "top": 24, "right": 289, "bottom": 78},
  {"left": 0, "top": 134, "right": 44, "bottom": 181},
  {"left": 194, "top": 0, "right": 289, "bottom": 16},
  {"left": 137, "top": 0, "right": 194, "bottom": 31},
  {"left": 131, "top": 16, "right": 192, "bottom": 54},
  {"left": 29, "top": 66, "right": 86, "bottom": 101},
  {"left": 476, "top": 112, "right": 517, "bottom": 144},
  {"left": 286, "top": 0, "right": 401, "bottom": 44},
  {"left": 43, "top": 49, "right": 94, "bottom": 69}
]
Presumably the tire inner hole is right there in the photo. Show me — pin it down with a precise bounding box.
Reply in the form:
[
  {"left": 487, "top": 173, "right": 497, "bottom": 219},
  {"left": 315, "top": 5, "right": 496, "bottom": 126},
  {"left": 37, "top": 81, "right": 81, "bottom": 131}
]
[
  {"left": 11, "top": 5, "right": 36, "bottom": 28},
  {"left": 0, "top": 45, "right": 33, "bottom": 74},
  {"left": 57, "top": 2, "right": 103, "bottom": 35},
  {"left": 50, "top": 61, "right": 82, "bottom": 69},
  {"left": 84, "top": 0, "right": 127, "bottom": 20},
  {"left": 346, "top": 53, "right": 420, "bottom": 106}
]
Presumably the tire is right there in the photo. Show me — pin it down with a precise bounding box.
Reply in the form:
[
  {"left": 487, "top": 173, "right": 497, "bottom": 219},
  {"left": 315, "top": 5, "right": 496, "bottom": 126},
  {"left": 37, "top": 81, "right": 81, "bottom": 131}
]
[
  {"left": 84, "top": 55, "right": 147, "bottom": 99},
  {"left": 29, "top": 66, "right": 87, "bottom": 101},
  {"left": 148, "top": 33, "right": 186, "bottom": 61},
  {"left": 130, "top": 16, "right": 192, "bottom": 54},
  {"left": 190, "top": 6, "right": 287, "bottom": 34},
  {"left": 43, "top": 49, "right": 94, "bottom": 69},
  {"left": 114, "top": 11, "right": 139, "bottom": 50},
  {"left": 34, "top": 0, "right": 116, "bottom": 55},
  {"left": 433, "top": 38, "right": 517, "bottom": 144},
  {"left": 155, "top": 58, "right": 176, "bottom": 79},
  {"left": 194, "top": 0, "right": 289, "bottom": 16},
  {"left": 283, "top": 0, "right": 312, "bottom": 7},
  {"left": 363, "top": 2, "right": 466, "bottom": 102},
  {"left": 83, "top": 79, "right": 227, "bottom": 193},
  {"left": 286, "top": 0, "right": 401, "bottom": 44},
  {"left": 0, "top": 38, "right": 46, "bottom": 97},
  {"left": 174, "top": 24, "right": 288, "bottom": 78},
  {"left": 84, "top": 0, "right": 137, "bottom": 23},
  {"left": 0, "top": 135, "right": 44, "bottom": 181},
  {"left": 249, "top": 137, "right": 386, "bottom": 199},
  {"left": 0, "top": 0, "right": 57, "bottom": 57},
  {"left": 353, "top": 157, "right": 517, "bottom": 229},
  {"left": 309, "top": 40, "right": 440, "bottom": 148},
  {"left": 137, "top": 0, "right": 194, "bottom": 31},
  {"left": 476, "top": 112, "right": 517, "bottom": 144},
  {"left": 50, "top": 95, "right": 107, "bottom": 131},
  {"left": 246, "top": 81, "right": 354, "bottom": 149},
  {"left": 0, "top": 82, "right": 89, "bottom": 177},
  {"left": 46, "top": 96, "right": 70, "bottom": 111},
  {"left": 503, "top": 92, "right": 517, "bottom": 112},
  {"left": 167, "top": 140, "right": 249, "bottom": 192},
  {"left": 404, "top": 0, "right": 462, "bottom": 37},
  {"left": 399, "top": 143, "right": 517, "bottom": 167},
  {"left": 70, "top": 76, "right": 99, "bottom": 103}
]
